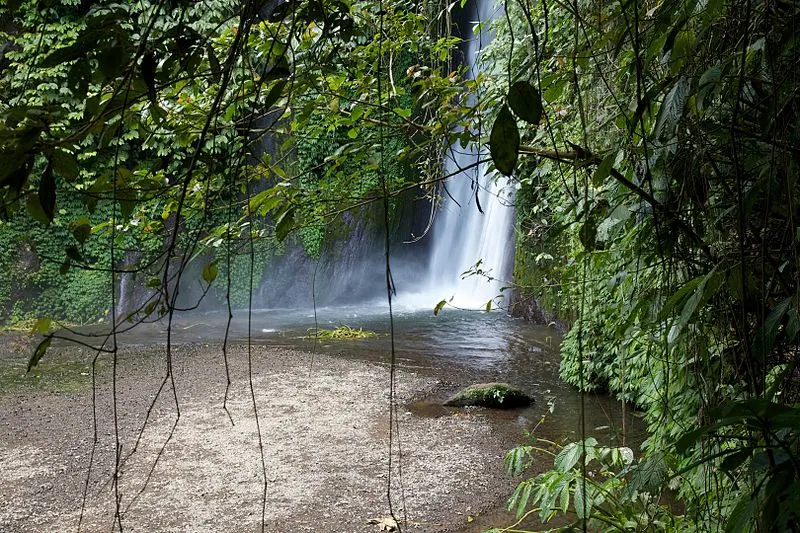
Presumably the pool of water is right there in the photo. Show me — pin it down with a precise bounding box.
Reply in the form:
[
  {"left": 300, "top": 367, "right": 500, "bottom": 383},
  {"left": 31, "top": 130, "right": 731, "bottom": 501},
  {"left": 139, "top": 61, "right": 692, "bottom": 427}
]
[
  {"left": 56, "top": 304, "right": 640, "bottom": 529},
  {"left": 78, "top": 304, "right": 637, "bottom": 443}
]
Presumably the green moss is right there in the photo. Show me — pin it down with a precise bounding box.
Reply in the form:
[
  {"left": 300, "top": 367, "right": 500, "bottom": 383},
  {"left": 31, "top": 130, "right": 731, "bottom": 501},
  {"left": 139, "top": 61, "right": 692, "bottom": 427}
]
[{"left": 444, "top": 382, "right": 532, "bottom": 409}]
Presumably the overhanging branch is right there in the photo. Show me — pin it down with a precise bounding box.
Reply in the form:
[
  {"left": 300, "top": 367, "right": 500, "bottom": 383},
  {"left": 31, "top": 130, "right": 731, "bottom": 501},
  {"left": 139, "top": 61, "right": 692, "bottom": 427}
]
[{"left": 519, "top": 144, "right": 712, "bottom": 257}]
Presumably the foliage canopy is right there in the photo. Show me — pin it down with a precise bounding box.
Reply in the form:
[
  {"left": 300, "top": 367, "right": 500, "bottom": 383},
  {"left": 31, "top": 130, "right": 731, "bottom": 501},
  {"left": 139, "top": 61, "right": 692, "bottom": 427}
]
[{"left": 2, "top": 0, "right": 800, "bottom": 531}]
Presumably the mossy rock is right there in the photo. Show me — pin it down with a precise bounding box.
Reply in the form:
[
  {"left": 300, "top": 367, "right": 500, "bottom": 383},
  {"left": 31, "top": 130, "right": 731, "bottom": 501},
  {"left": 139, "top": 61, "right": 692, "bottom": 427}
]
[{"left": 444, "top": 382, "right": 532, "bottom": 409}]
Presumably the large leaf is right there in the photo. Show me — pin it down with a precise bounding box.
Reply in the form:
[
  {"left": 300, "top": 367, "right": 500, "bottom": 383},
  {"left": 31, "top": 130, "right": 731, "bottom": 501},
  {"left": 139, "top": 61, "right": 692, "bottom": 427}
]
[
  {"left": 579, "top": 202, "right": 608, "bottom": 251},
  {"left": 71, "top": 217, "right": 92, "bottom": 244},
  {"left": 554, "top": 442, "right": 583, "bottom": 472},
  {"left": 202, "top": 262, "right": 218, "bottom": 284},
  {"left": 262, "top": 79, "right": 288, "bottom": 111},
  {"left": 751, "top": 297, "right": 792, "bottom": 363},
  {"left": 620, "top": 452, "right": 669, "bottom": 500},
  {"left": 654, "top": 76, "right": 690, "bottom": 140},
  {"left": 26, "top": 195, "right": 51, "bottom": 225},
  {"left": 275, "top": 206, "right": 295, "bottom": 242},
  {"left": 51, "top": 149, "right": 80, "bottom": 181},
  {"left": 489, "top": 104, "right": 519, "bottom": 176},
  {"left": 574, "top": 480, "right": 594, "bottom": 520},
  {"left": 508, "top": 81, "right": 543, "bottom": 125}
]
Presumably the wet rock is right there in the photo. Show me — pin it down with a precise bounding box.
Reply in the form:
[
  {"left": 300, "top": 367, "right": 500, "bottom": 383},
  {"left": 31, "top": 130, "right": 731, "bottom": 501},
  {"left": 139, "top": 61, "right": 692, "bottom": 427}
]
[{"left": 444, "top": 382, "right": 532, "bottom": 409}]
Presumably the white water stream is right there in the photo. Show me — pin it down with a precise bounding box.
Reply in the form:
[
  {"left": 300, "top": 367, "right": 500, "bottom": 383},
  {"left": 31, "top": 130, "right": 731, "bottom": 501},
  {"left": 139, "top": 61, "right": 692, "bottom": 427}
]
[{"left": 399, "top": 0, "right": 515, "bottom": 311}]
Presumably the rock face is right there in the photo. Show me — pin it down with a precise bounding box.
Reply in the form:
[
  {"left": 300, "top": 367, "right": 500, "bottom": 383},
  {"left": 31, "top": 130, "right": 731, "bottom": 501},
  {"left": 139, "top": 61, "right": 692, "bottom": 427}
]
[{"left": 444, "top": 382, "right": 532, "bottom": 409}]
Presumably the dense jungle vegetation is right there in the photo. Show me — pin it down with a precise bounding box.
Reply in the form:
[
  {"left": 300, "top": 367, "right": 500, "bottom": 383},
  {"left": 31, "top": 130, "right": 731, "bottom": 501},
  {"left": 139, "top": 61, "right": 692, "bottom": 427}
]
[{"left": 1, "top": 0, "right": 799, "bottom": 531}]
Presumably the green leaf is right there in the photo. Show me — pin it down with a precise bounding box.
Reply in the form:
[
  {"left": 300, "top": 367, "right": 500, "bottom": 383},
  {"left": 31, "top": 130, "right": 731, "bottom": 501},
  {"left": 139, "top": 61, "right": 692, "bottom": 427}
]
[
  {"left": 507, "top": 479, "right": 536, "bottom": 518},
  {"left": 489, "top": 104, "right": 519, "bottom": 176},
  {"left": 668, "top": 268, "right": 722, "bottom": 343},
  {"left": 52, "top": 149, "right": 80, "bottom": 180},
  {"left": 27, "top": 336, "right": 52, "bottom": 373},
  {"left": 579, "top": 203, "right": 607, "bottom": 251},
  {"left": 275, "top": 206, "right": 295, "bottom": 242},
  {"left": 574, "top": 480, "right": 588, "bottom": 519},
  {"left": 71, "top": 217, "right": 92, "bottom": 244},
  {"left": 206, "top": 45, "right": 221, "bottom": 83},
  {"left": 620, "top": 452, "right": 669, "bottom": 500},
  {"left": 660, "top": 276, "right": 703, "bottom": 319},
  {"left": 720, "top": 448, "right": 752, "bottom": 472},
  {"left": 433, "top": 299, "right": 447, "bottom": 316},
  {"left": 40, "top": 45, "right": 84, "bottom": 68},
  {"left": 579, "top": 218, "right": 598, "bottom": 250},
  {"left": 554, "top": 442, "right": 582, "bottom": 472},
  {"left": 202, "top": 262, "right": 218, "bottom": 284},
  {"left": 263, "top": 80, "right": 288, "bottom": 111},
  {"left": 696, "top": 65, "right": 722, "bottom": 112},
  {"left": 516, "top": 480, "right": 533, "bottom": 518},
  {"left": 592, "top": 153, "right": 616, "bottom": 187},
  {"left": 654, "top": 76, "right": 690, "bottom": 140},
  {"left": 393, "top": 107, "right": 412, "bottom": 119},
  {"left": 725, "top": 493, "right": 756, "bottom": 533},
  {"left": 504, "top": 446, "right": 532, "bottom": 475},
  {"left": 250, "top": 191, "right": 283, "bottom": 217},
  {"left": 31, "top": 318, "right": 52, "bottom": 335},
  {"left": 508, "top": 81, "right": 543, "bottom": 125},
  {"left": 751, "top": 297, "right": 792, "bottom": 362}
]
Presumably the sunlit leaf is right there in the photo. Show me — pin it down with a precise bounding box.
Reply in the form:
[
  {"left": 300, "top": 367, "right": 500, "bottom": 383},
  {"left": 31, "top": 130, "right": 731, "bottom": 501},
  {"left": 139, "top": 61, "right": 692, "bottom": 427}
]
[
  {"left": 202, "top": 262, "right": 218, "bottom": 284},
  {"left": 31, "top": 318, "right": 52, "bottom": 335},
  {"left": 393, "top": 107, "right": 412, "bottom": 119}
]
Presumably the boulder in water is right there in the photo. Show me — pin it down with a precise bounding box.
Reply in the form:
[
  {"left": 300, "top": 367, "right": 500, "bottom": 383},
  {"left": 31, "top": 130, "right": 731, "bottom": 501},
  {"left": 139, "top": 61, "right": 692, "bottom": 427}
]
[{"left": 444, "top": 382, "right": 532, "bottom": 409}]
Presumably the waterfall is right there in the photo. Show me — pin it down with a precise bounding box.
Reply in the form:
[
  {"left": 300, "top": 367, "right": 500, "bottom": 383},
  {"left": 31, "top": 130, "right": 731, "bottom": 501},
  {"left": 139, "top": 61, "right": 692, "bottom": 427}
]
[
  {"left": 401, "top": 0, "right": 515, "bottom": 311},
  {"left": 238, "top": 0, "right": 515, "bottom": 314}
]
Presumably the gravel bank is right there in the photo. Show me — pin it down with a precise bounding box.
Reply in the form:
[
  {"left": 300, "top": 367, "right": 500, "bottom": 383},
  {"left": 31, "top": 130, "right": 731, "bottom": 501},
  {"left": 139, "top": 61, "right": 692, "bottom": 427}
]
[{"left": 0, "top": 342, "right": 517, "bottom": 532}]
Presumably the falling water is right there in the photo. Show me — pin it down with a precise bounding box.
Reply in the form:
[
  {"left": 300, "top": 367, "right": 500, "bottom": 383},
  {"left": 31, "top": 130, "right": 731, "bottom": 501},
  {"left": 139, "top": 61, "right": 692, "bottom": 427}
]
[{"left": 401, "top": 0, "right": 515, "bottom": 310}]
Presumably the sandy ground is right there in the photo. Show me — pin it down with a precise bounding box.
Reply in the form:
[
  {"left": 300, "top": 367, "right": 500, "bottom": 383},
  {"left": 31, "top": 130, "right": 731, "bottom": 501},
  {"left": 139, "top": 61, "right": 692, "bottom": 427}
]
[{"left": 0, "top": 339, "right": 520, "bottom": 533}]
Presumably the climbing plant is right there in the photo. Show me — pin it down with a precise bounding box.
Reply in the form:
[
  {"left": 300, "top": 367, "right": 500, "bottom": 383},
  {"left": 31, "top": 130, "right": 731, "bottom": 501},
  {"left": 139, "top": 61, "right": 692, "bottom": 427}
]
[{"left": 484, "top": 0, "right": 800, "bottom": 530}]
